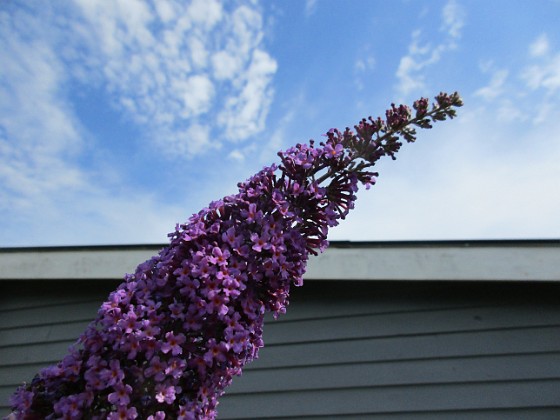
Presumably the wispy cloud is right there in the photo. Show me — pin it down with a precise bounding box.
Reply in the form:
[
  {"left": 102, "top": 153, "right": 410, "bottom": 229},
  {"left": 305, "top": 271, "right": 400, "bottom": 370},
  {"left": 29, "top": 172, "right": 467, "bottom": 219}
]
[
  {"left": 67, "top": 0, "right": 277, "bottom": 156},
  {"left": 0, "top": 7, "right": 86, "bottom": 215},
  {"left": 395, "top": 0, "right": 465, "bottom": 98},
  {"left": 0, "top": 0, "right": 278, "bottom": 245},
  {"left": 333, "top": 31, "right": 560, "bottom": 241},
  {"left": 529, "top": 33, "right": 550, "bottom": 58},
  {"left": 218, "top": 49, "right": 278, "bottom": 141},
  {"left": 473, "top": 33, "right": 560, "bottom": 125},
  {"left": 304, "top": 0, "right": 318, "bottom": 17},
  {"left": 474, "top": 65, "right": 509, "bottom": 101},
  {"left": 354, "top": 52, "right": 376, "bottom": 91},
  {"left": 520, "top": 33, "right": 560, "bottom": 125},
  {"left": 441, "top": 0, "right": 465, "bottom": 42},
  {"left": 523, "top": 34, "right": 560, "bottom": 93}
]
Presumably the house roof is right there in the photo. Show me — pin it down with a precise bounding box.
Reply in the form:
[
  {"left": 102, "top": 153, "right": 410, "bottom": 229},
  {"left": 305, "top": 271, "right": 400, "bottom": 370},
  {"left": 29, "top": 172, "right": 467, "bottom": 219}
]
[{"left": 1, "top": 240, "right": 559, "bottom": 282}]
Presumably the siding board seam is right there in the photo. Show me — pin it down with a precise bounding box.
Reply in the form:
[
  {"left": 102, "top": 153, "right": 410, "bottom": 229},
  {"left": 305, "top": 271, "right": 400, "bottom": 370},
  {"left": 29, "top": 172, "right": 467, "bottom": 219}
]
[
  {"left": 3, "top": 324, "right": 558, "bottom": 353},
  {"left": 0, "top": 299, "right": 107, "bottom": 314},
  {"left": 222, "top": 405, "right": 560, "bottom": 419},
  {"left": 243, "top": 350, "right": 560, "bottom": 372},
  {"left": 3, "top": 351, "right": 559, "bottom": 384},
  {"left": 0, "top": 360, "right": 59, "bottom": 370},
  {"left": 0, "top": 319, "right": 93, "bottom": 333},
  {"left": 264, "top": 323, "right": 560, "bottom": 347},
  {"left": 267, "top": 303, "right": 518, "bottom": 324},
  {"left": 0, "top": 338, "right": 78, "bottom": 351},
  {"left": 223, "top": 377, "right": 560, "bottom": 397}
]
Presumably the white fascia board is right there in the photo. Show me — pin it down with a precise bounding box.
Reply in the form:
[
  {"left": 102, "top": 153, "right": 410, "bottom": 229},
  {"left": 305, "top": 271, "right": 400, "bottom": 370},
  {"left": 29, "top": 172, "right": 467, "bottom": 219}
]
[
  {"left": 0, "top": 247, "right": 161, "bottom": 281},
  {"left": 0, "top": 242, "right": 559, "bottom": 282},
  {"left": 306, "top": 245, "right": 560, "bottom": 281}
]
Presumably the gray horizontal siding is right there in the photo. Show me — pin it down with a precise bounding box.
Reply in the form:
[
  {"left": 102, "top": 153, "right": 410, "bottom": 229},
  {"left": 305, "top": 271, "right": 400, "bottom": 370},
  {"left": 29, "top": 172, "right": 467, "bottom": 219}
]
[
  {"left": 217, "top": 282, "right": 560, "bottom": 418},
  {"left": 252, "top": 326, "right": 560, "bottom": 369},
  {"left": 252, "top": 409, "right": 560, "bottom": 420},
  {"left": 232, "top": 353, "right": 560, "bottom": 392},
  {"left": 0, "top": 280, "right": 118, "bottom": 414},
  {"left": 1, "top": 281, "right": 560, "bottom": 418},
  {"left": 220, "top": 381, "right": 560, "bottom": 418}
]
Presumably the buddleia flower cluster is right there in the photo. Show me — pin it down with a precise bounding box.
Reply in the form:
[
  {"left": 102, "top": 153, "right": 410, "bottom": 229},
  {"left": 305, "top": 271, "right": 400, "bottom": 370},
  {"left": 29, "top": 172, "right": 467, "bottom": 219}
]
[{"left": 9, "top": 92, "right": 462, "bottom": 419}]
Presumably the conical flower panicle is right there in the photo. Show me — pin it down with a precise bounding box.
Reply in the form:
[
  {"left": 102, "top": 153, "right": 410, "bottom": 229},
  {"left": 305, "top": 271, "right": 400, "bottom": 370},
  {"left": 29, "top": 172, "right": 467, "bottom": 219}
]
[{"left": 9, "top": 92, "right": 462, "bottom": 419}]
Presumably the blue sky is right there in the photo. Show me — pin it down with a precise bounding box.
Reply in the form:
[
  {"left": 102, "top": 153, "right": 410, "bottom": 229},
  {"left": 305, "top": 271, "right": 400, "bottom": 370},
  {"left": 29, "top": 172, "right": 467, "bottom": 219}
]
[{"left": 1, "top": 0, "right": 560, "bottom": 246}]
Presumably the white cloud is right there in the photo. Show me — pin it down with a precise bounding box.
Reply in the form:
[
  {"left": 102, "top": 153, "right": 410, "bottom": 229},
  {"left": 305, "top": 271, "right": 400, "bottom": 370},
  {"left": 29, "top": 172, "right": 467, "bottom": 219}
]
[
  {"left": 529, "top": 33, "right": 550, "bottom": 57},
  {"left": 396, "top": 47, "right": 427, "bottom": 96},
  {"left": 183, "top": 123, "right": 212, "bottom": 155},
  {"left": 522, "top": 38, "right": 560, "bottom": 93},
  {"left": 395, "top": 0, "right": 465, "bottom": 98},
  {"left": 355, "top": 58, "right": 374, "bottom": 73},
  {"left": 354, "top": 53, "right": 376, "bottom": 91},
  {"left": 340, "top": 30, "right": 560, "bottom": 242},
  {"left": 228, "top": 5, "right": 265, "bottom": 58},
  {"left": 186, "top": 0, "right": 223, "bottom": 29},
  {"left": 154, "top": 0, "right": 176, "bottom": 23},
  {"left": 212, "top": 50, "right": 243, "bottom": 81},
  {"left": 228, "top": 149, "right": 245, "bottom": 162},
  {"left": 178, "top": 75, "right": 215, "bottom": 117},
  {"left": 441, "top": 0, "right": 465, "bottom": 41},
  {"left": 468, "top": 33, "right": 560, "bottom": 131},
  {"left": 188, "top": 35, "right": 210, "bottom": 69},
  {"left": 305, "top": 0, "right": 318, "bottom": 17},
  {"left": 62, "top": 0, "right": 276, "bottom": 156},
  {"left": 474, "top": 68, "right": 508, "bottom": 100},
  {"left": 218, "top": 49, "right": 278, "bottom": 141},
  {"left": 0, "top": 182, "right": 187, "bottom": 246},
  {"left": 0, "top": 0, "right": 278, "bottom": 246},
  {"left": 0, "top": 12, "right": 86, "bottom": 213}
]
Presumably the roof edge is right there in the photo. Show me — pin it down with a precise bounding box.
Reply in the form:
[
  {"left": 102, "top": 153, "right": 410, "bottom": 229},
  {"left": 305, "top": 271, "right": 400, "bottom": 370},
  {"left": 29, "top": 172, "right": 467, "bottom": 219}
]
[
  {"left": 1, "top": 239, "right": 559, "bottom": 253},
  {"left": 1, "top": 240, "right": 560, "bottom": 282}
]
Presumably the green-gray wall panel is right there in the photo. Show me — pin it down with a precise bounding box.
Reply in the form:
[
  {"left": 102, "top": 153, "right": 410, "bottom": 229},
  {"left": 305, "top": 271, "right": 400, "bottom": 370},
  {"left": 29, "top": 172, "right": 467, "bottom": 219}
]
[
  {"left": 218, "top": 282, "right": 560, "bottom": 418},
  {"left": 1, "top": 281, "right": 559, "bottom": 417},
  {"left": 0, "top": 280, "right": 118, "bottom": 414}
]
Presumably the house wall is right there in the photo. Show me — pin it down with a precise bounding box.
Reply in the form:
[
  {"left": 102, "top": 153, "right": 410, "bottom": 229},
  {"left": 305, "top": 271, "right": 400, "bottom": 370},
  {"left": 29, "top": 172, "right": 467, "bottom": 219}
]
[
  {"left": 1, "top": 278, "right": 560, "bottom": 418},
  {"left": 0, "top": 280, "right": 119, "bottom": 415},
  {"left": 219, "top": 281, "right": 560, "bottom": 418}
]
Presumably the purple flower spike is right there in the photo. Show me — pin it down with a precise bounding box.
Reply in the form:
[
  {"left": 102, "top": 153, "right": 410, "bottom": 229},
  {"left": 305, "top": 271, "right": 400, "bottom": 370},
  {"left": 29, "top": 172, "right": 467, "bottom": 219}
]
[{"left": 9, "top": 93, "right": 461, "bottom": 419}]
